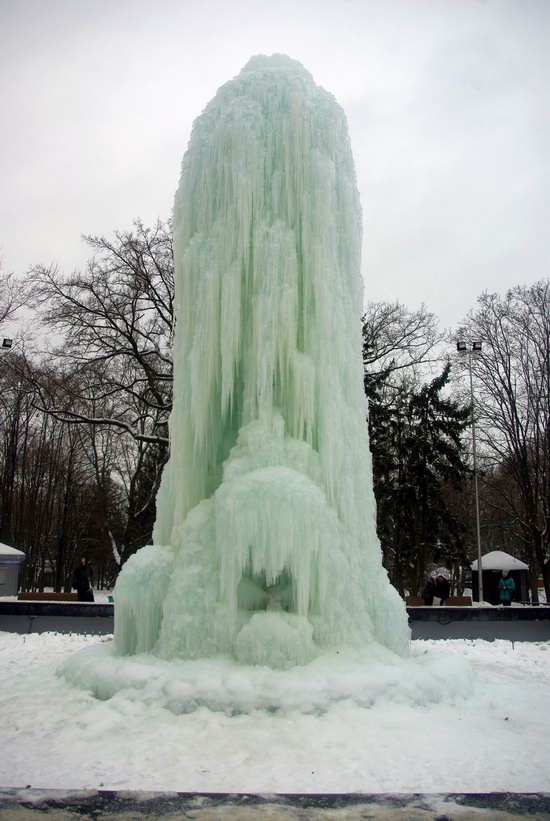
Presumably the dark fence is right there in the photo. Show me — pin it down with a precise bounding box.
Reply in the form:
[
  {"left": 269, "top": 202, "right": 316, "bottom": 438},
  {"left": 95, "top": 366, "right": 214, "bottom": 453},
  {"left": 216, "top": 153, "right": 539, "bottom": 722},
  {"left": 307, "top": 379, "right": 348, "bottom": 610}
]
[{"left": 1, "top": 601, "right": 550, "bottom": 641}]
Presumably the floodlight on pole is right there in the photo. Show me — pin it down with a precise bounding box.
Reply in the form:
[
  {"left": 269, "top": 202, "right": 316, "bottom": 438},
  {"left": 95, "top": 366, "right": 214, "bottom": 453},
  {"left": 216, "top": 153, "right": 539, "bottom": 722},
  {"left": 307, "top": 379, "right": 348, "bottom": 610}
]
[{"left": 457, "top": 339, "right": 484, "bottom": 602}]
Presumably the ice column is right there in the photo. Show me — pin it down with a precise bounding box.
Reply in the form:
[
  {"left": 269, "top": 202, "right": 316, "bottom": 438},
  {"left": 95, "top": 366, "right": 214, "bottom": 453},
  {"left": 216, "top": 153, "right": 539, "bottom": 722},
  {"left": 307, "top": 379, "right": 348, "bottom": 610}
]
[{"left": 113, "top": 54, "right": 410, "bottom": 667}]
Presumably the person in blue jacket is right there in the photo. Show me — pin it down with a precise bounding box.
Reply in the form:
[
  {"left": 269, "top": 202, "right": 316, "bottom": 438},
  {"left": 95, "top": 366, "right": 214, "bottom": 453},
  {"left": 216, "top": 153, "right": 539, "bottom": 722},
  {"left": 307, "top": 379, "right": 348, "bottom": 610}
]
[{"left": 498, "top": 569, "right": 515, "bottom": 606}]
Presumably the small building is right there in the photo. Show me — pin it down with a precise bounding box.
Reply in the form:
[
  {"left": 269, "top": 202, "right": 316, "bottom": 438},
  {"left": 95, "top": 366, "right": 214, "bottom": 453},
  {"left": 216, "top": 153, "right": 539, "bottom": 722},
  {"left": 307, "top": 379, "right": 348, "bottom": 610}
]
[
  {"left": 0, "top": 542, "right": 26, "bottom": 596},
  {"left": 471, "top": 550, "right": 529, "bottom": 605}
]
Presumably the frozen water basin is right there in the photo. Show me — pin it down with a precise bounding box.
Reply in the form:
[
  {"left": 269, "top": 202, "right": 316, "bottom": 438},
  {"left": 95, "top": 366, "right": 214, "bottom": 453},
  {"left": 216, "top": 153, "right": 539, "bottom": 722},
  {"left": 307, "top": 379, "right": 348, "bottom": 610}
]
[
  {"left": 58, "top": 637, "right": 475, "bottom": 714},
  {"left": 2, "top": 632, "right": 549, "bottom": 793}
]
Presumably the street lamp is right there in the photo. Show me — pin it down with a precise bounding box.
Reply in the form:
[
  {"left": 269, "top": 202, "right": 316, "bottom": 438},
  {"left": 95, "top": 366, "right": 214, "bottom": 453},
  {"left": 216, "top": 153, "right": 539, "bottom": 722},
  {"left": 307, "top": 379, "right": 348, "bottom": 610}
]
[{"left": 457, "top": 340, "right": 484, "bottom": 602}]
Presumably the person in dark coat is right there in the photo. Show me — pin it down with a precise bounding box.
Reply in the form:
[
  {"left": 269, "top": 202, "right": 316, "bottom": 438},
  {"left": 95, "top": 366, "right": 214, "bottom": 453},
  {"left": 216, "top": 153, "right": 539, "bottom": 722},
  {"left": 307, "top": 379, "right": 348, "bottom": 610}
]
[
  {"left": 434, "top": 574, "right": 450, "bottom": 606},
  {"left": 421, "top": 576, "right": 436, "bottom": 606},
  {"left": 72, "top": 557, "right": 94, "bottom": 602}
]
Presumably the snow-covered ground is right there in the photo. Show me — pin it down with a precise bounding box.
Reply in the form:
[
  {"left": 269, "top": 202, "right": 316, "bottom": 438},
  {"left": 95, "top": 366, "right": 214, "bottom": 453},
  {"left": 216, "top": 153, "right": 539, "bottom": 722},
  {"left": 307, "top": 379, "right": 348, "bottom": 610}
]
[{"left": 0, "top": 632, "right": 549, "bottom": 793}]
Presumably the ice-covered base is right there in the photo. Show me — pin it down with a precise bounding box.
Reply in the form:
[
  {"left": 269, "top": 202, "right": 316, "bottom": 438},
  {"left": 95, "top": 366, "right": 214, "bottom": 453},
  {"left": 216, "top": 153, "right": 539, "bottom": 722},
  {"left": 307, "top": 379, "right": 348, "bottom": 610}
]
[
  {"left": 58, "top": 640, "right": 474, "bottom": 715},
  {"left": 113, "top": 417, "right": 410, "bottom": 669}
]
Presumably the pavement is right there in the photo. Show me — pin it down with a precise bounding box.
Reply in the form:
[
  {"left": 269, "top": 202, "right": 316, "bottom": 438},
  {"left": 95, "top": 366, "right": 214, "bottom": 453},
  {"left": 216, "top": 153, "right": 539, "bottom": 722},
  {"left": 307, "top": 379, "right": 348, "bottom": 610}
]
[{"left": 1, "top": 790, "right": 550, "bottom": 820}]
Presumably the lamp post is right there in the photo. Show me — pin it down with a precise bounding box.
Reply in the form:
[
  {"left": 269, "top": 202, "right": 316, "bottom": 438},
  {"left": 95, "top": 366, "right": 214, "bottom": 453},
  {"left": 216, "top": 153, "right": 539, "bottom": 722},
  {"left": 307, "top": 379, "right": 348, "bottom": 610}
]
[{"left": 457, "top": 340, "right": 484, "bottom": 602}]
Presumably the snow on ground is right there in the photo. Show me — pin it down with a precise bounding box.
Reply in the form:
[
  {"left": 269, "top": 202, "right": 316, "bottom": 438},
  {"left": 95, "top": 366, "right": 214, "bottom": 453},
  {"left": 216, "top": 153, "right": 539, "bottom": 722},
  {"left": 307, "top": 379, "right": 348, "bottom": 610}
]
[{"left": 0, "top": 631, "right": 549, "bottom": 794}]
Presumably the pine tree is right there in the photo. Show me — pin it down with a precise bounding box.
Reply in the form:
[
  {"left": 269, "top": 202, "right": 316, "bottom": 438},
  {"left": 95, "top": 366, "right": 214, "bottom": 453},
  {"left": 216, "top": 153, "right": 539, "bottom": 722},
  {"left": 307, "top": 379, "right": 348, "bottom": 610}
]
[{"left": 367, "top": 363, "right": 471, "bottom": 595}]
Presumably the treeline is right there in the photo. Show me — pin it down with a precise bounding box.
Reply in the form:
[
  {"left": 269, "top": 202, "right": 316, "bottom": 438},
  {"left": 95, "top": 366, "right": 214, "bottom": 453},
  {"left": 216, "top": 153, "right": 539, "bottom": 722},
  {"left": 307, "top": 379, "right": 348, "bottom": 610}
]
[
  {"left": 0, "top": 221, "right": 173, "bottom": 590},
  {"left": 364, "top": 283, "right": 550, "bottom": 603},
  {"left": 0, "top": 220, "right": 548, "bottom": 602}
]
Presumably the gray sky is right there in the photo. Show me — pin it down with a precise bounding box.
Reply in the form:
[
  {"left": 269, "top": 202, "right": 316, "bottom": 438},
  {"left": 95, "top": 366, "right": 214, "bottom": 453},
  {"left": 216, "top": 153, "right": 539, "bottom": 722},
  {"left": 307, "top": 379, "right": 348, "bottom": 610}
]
[{"left": 1, "top": 0, "right": 548, "bottom": 329}]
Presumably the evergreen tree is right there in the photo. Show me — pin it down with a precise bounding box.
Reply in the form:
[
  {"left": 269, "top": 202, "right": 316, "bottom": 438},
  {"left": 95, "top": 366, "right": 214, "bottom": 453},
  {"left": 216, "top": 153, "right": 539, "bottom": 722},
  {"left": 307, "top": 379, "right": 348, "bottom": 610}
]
[{"left": 367, "top": 363, "right": 471, "bottom": 595}]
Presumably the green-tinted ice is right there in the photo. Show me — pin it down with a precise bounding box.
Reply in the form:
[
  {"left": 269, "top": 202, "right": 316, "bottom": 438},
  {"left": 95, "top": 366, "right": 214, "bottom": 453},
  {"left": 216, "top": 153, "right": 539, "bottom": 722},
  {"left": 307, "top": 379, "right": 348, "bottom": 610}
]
[{"left": 113, "top": 55, "right": 410, "bottom": 668}]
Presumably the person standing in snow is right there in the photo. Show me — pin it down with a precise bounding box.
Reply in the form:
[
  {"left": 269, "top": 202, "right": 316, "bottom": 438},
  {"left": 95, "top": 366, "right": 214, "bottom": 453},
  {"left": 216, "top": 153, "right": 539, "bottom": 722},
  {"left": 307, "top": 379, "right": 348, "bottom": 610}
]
[
  {"left": 434, "top": 574, "right": 450, "bottom": 606},
  {"left": 421, "top": 576, "right": 436, "bottom": 606},
  {"left": 72, "top": 557, "right": 95, "bottom": 602},
  {"left": 498, "top": 570, "right": 515, "bottom": 606}
]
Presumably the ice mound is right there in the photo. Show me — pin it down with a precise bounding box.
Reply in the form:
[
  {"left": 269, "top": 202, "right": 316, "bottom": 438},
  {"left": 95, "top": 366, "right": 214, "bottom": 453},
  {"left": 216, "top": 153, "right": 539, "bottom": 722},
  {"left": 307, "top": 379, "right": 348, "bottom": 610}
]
[
  {"left": 59, "top": 640, "right": 476, "bottom": 715},
  {"left": 234, "top": 612, "right": 316, "bottom": 669}
]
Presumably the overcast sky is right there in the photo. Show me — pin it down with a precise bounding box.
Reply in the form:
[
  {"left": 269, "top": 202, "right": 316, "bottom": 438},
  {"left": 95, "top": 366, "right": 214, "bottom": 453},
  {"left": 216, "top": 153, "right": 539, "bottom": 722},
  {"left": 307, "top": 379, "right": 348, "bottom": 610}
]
[{"left": 1, "top": 0, "right": 548, "bottom": 329}]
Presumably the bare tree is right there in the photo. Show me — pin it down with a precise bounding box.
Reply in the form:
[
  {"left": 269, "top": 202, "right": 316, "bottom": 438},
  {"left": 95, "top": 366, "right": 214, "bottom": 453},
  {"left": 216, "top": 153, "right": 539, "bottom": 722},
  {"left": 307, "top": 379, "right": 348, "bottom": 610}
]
[
  {"left": 0, "top": 262, "right": 29, "bottom": 327},
  {"left": 363, "top": 301, "right": 445, "bottom": 388},
  {"left": 457, "top": 280, "right": 550, "bottom": 601},
  {"left": 28, "top": 219, "right": 173, "bottom": 446},
  {"left": 20, "top": 220, "right": 174, "bottom": 565},
  {"left": 0, "top": 354, "right": 130, "bottom": 589}
]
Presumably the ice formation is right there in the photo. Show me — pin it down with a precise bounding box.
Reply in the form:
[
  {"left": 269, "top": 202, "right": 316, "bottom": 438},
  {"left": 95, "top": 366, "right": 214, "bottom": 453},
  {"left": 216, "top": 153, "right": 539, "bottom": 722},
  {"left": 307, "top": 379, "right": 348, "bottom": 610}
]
[{"left": 114, "top": 54, "right": 410, "bottom": 668}]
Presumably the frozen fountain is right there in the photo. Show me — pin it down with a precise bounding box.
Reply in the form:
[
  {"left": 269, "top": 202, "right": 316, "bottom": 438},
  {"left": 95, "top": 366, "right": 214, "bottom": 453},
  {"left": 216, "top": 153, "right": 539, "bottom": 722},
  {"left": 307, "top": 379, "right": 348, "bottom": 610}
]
[
  {"left": 112, "top": 54, "right": 409, "bottom": 669},
  {"left": 62, "top": 56, "right": 411, "bottom": 701}
]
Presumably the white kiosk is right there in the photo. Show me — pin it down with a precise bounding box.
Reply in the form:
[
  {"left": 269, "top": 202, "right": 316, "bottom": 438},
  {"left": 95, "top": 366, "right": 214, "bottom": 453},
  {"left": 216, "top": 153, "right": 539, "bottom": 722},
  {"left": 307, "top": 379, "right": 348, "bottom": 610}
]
[
  {"left": 471, "top": 550, "right": 529, "bottom": 604},
  {"left": 0, "top": 543, "right": 25, "bottom": 596}
]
